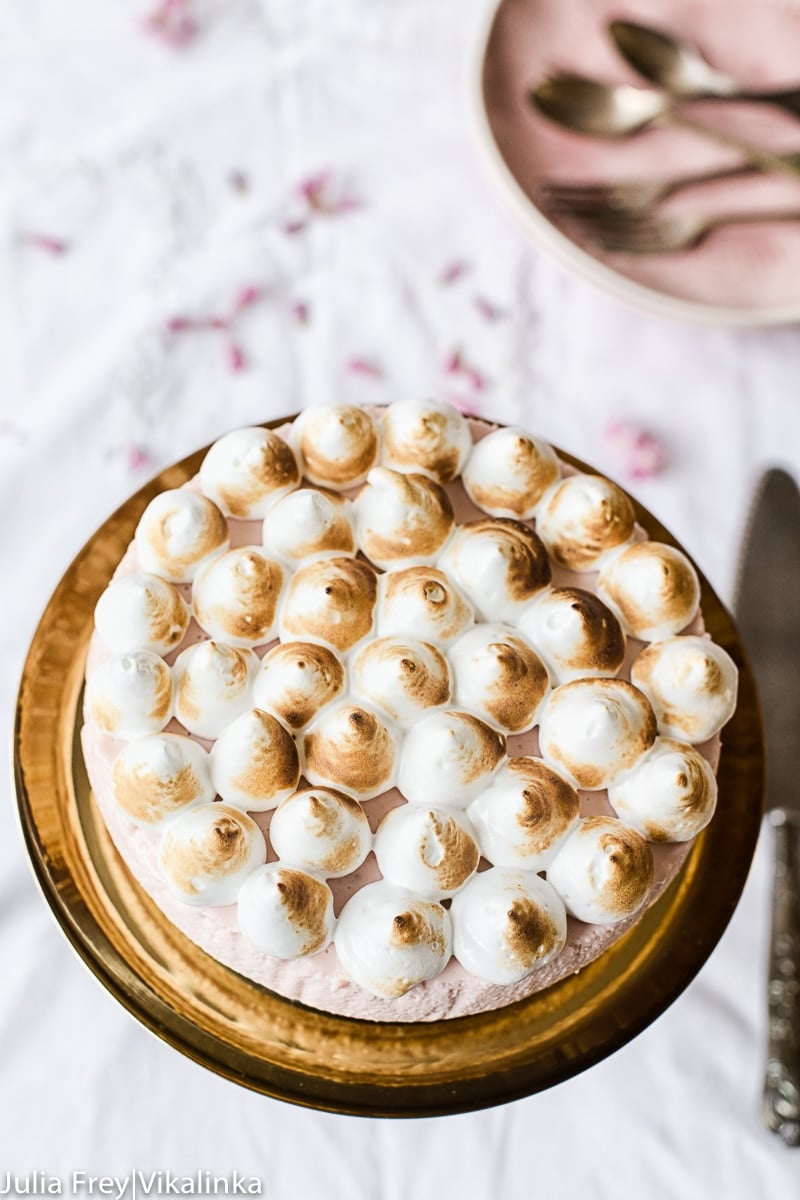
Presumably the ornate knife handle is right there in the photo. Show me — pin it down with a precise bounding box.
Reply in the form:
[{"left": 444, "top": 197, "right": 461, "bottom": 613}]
[{"left": 762, "top": 810, "right": 800, "bottom": 1147}]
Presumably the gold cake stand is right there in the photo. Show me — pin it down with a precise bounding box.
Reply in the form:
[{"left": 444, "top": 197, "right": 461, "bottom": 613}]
[{"left": 14, "top": 423, "right": 764, "bottom": 1117}]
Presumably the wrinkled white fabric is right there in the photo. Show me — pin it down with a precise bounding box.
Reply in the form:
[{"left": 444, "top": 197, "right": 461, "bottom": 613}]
[{"left": 2, "top": 0, "right": 800, "bottom": 1194}]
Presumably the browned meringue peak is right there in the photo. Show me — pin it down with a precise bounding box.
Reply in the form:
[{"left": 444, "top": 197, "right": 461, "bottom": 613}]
[
  {"left": 373, "top": 804, "right": 480, "bottom": 899},
  {"left": 462, "top": 426, "right": 560, "bottom": 518},
  {"left": 237, "top": 864, "right": 335, "bottom": 958},
  {"left": 94, "top": 572, "right": 191, "bottom": 656},
  {"left": 468, "top": 756, "right": 580, "bottom": 871},
  {"left": 535, "top": 473, "right": 636, "bottom": 572},
  {"left": 192, "top": 546, "right": 287, "bottom": 648},
  {"left": 397, "top": 709, "right": 507, "bottom": 808},
  {"left": 209, "top": 708, "right": 300, "bottom": 812},
  {"left": 134, "top": 489, "right": 230, "bottom": 583},
  {"left": 279, "top": 556, "right": 379, "bottom": 654},
  {"left": 111, "top": 732, "right": 214, "bottom": 828},
  {"left": 350, "top": 637, "right": 451, "bottom": 726},
  {"left": 448, "top": 624, "right": 550, "bottom": 734},
  {"left": 438, "top": 518, "right": 551, "bottom": 623},
  {"left": 630, "top": 635, "right": 738, "bottom": 744},
  {"left": 596, "top": 541, "right": 701, "bottom": 642},
  {"left": 302, "top": 702, "right": 400, "bottom": 800},
  {"left": 608, "top": 737, "right": 718, "bottom": 842},
  {"left": 261, "top": 487, "right": 356, "bottom": 564},
  {"left": 199, "top": 426, "right": 301, "bottom": 518},
  {"left": 538, "top": 678, "right": 657, "bottom": 791},
  {"left": 173, "top": 641, "right": 258, "bottom": 739},
  {"left": 85, "top": 650, "right": 173, "bottom": 741},
  {"left": 252, "top": 641, "right": 346, "bottom": 731},
  {"left": 377, "top": 565, "right": 474, "bottom": 645},
  {"left": 269, "top": 786, "right": 373, "bottom": 878},
  {"left": 158, "top": 802, "right": 267, "bottom": 907},
  {"left": 291, "top": 404, "right": 379, "bottom": 489},
  {"left": 516, "top": 587, "right": 626, "bottom": 685},
  {"left": 547, "top": 816, "right": 655, "bottom": 925},
  {"left": 379, "top": 397, "right": 471, "bottom": 484},
  {"left": 354, "top": 467, "right": 455, "bottom": 569}
]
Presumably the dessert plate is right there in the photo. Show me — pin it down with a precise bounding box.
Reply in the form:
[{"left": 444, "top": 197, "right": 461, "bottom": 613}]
[
  {"left": 14, "top": 420, "right": 763, "bottom": 1117},
  {"left": 474, "top": 0, "right": 800, "bottom": 324}
]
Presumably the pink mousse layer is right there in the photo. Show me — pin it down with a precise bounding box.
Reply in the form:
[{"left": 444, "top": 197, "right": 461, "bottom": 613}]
[{"left": 81, "top": 421, "right": 718, "bottom": 1022}]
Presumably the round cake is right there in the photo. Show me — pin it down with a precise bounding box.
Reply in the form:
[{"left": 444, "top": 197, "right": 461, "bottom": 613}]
[{"left": 80, "top": 401, "right": 738, "bottom": 1021}]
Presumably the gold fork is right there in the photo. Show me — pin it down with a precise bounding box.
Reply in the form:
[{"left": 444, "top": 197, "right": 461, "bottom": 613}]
[
  {"left": 536, "top": 157, "right": 800, "bottom": 221},
  {"left": 564, "top": 207, "right": 800, "bottom": 253}
]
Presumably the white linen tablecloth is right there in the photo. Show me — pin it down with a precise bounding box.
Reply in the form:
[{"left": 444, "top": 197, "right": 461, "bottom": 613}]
[{"left": 2, "top": 1, "right": 800, "bottom": 1194}]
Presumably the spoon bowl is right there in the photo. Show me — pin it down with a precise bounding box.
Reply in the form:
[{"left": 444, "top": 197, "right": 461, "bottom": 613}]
[{"left": 531, "top": 75, "right": 670, "bottom": 137}]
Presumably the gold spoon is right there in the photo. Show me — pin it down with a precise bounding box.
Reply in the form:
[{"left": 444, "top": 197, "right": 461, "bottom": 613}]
[
  {"left": 610, "top": 19, "right": 800, "bottom": 117},
  {"left": 529, "top": 74, "right": 800, "bottom": 179}
]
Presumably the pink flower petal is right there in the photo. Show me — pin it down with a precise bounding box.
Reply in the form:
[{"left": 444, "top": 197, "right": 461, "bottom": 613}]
[
  {"left": 164, "top": 315, "right": 194, "bottom": 333},
  {"left": 232, "top": 284, "right": 265, "bottom": 313},
  {"left": 20, "top": 232, "right": 70, "bottom": 256},
  {"left": 228, "top": 170, "right": 250, "bottom": 193},
  {"left": 604, "top": 420, "right": 668, "bottom": 479},
  {"left": 290, "top": 300, "right": 310, "bottom": 326},
  {"left": 474, "top": 295, "right": 506, "bottom": 322},
  {"left": 345, "top": 357, "right": 384, "bottom": 381},
  {"left": 439, "top": 260, "right": 470, "bottom": 286},
  {"left": 227, "top": 341, "right": 247, "bottom": 372},
  {"left": 126, "top": 445, "right": 153, "bottom": 472},
  {"left": 443, "top": 347, "right": 487, "bottom": 391}
]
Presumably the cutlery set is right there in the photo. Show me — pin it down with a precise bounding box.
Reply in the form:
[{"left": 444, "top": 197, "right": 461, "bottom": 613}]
[{"left": 529, "top": 19, "right": 800, "bottom": 253}]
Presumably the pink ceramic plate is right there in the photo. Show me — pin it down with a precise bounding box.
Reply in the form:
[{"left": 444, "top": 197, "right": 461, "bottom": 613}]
[{"left": 474, "top": 0, "right": 800, "bottom": 324}]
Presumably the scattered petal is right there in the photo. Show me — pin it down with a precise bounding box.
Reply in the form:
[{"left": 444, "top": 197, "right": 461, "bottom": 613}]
[
  {"left": 345, "top": 357, "right": 384, "bottom": 381},
  {"left": 141, "top": 0, "right": 199, "bottom": 48},
  {"left": 20, "top": 232, "right": 70, "bottom": 256},
  {"left": 604, "top": 419, "right": 668, "bottom": 479},
  {"left": 233, "top": 284, "right": 265, "bottom": 313},
  {"left": 282, "top": 218, "right": 308, "bottom": 236},
  {"left": 228, "top": 170, "right": 250, "bottom": 193},
  {"left": 443, "top": 347, "right": 487, "bottom": 392},
  {"left": 294, "top": 170, "right": 361, "bottom": 217},
  {"left": 227, "top": 341, "right": 247, "bottom": 372},
  {"left": 165, "top": 315, "right": 194, "bottom": 333},
  {"left": 126, "top": 445, "right": 153, "bottom": 473},
  {"left": 290, "top": 300, "right": 311, "bottom": 326},
  {"left": 474, "top": 295, "right": 506, "bottom": 322},
  {"left": 439, "top": 260, "right": 470, "bottom": 286}
]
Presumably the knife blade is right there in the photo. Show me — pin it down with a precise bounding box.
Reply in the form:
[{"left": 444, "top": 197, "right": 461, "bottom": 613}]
[{"left": 735, "top": 467, "right": 800, "bottom": 1147}]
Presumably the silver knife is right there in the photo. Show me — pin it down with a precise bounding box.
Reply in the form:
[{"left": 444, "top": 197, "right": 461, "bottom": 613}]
[{"left": 735, "top": 467, "right": 800, "bottom": 1147}]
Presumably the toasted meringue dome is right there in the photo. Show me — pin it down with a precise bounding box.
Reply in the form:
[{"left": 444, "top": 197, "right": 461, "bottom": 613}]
[
  {"left": 447, "top": 623, "right": 550, "bottom": 733},
  {"left": 536, "top": 474, "right": 636, "bottom": 572},
  {"left": 596, "top": 541, "right": 701, "bottom": 642},
  {"left": 451, "top": 869, "right": 568, "bottom": 984},
  {"left": 238, "top": 864, "right": 335, "bottom": 958},
  {"left": 538, "top": 678, "right": 657, "bottom": 791},
  {"left": 252, "top": 641, "right": 345, "bottom": 731},
  {"left": 292, "top": 405, "right": 379, "bottom": 489},
  {"left": 397, "top": 710, "right": 506, "bottom": 808},
  {"left": 439, "top": 519, "right": 551, "bottom": 623},
  {"left": 631, "top": 636, "right": 738, "bottom": 744},
  {"left": 135, "top": 489, "right": 229, "bottom": 582},
  {"left": 173, "top": 641, "right": 258, "bottom": 739},
  {"left": 380, "top": 397, "right": 471, "bottom": 484},
  {"left": 85, "top": 650, "right": 173, "bottom": 741},
  {"left": 374, "top": 805, "right": 480, "bottom": 899},
  {"left": 546, "top": 817, "right": 654, "bottom": 925},
  {"left": 334, "top": 882, "right": 453, "bottom": 997},
  {"left": 199, "top": 426, "right": 300, "bottom": 518},
  {"left": 192, "top": 546, "right": 286, "bottom": 648},
  {"left": 94, "top": 572, "right": 190, "bottom": 655},
  {"left": 350, "top": 637, "right": 450, "bottom": 726},
  {"left": 269, "top": 787, "right": 373, "bottom": 878},
  {"left": 209, "top": 708, "right": 299, "bottom": 812},
  {"left": 303, "top": 703, "right": 399, "bottom": 800},
  {"left": 377, "top": 566, "right": 474, "bottom": 645},
  {"left": 279, "top": 556, "right": 378, "bottom": 654},
  {"left": 516, "top": 587, "right": 626, "bottom": 685},
  {"left": 608, "top": 737, "right": 718, "bottom": 842},
  {"left": 111, "top": 733, "right": 214, "bottom": 827},
  {"left": 261, "top": 487, "right": 355, "bottom": 564},
  {"left": 467, "top": 757, "right": 580, "bottom": 871},
  {"left": 158, "top": 803, "right": 266, "bottom": 907},
  {"left": 354, "top": 468, "right": 454, "bottom": 569},
  {"left": 462, "top": 427, "right": 560, "bottom": 519}
]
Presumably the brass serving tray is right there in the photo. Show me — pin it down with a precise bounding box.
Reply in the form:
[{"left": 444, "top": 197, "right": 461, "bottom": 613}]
[{"left": 14, "top": 423, "right": 764, "bottom": 1117}]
